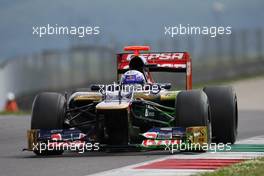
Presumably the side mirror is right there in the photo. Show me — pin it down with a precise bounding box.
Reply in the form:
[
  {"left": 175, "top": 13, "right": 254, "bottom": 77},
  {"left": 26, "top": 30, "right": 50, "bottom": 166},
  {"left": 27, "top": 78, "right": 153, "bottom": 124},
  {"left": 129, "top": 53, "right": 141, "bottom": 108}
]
[
  {"left": 90, "top": 84, "right": 104, "bottom": 91},
  {"left": 162, "top": 83, "right": 171, "bottom": 90}
]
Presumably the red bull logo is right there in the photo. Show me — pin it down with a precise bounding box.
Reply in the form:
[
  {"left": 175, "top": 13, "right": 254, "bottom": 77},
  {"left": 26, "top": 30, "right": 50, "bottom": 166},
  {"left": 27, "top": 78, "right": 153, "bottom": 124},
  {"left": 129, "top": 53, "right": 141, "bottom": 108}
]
[
  {"left": 142, "top": 132, "right": 158, "bottom": 139},
  {"left": 141, "top": 139, "right": 180, "bottom": 147}
]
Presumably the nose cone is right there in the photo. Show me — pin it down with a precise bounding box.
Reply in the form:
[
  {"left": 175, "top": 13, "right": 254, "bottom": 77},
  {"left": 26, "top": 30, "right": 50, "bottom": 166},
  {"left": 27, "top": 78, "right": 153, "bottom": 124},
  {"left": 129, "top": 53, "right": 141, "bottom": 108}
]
[{"left": 96, "top": 101, "right": 130, "bottom": 110}]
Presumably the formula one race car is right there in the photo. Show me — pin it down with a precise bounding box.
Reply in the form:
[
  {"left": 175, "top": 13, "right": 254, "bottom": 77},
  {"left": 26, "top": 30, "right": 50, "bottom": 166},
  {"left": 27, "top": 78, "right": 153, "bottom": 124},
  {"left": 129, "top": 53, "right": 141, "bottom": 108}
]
[{"left": 26, "top": 46, "right": 238, "bottom": 155}]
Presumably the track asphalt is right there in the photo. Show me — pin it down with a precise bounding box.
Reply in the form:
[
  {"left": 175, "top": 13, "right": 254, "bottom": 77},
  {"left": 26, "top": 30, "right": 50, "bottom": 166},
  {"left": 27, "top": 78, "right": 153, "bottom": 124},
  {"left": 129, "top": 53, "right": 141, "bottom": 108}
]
[{"left": 0, "top": 77, "right": 263, "bottom": 176}]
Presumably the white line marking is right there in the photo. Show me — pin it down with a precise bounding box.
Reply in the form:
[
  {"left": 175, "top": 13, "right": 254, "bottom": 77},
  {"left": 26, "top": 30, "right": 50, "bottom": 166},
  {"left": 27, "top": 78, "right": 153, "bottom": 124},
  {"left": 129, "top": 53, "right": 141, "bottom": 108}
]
[{"left": 85, "top": 135, "right": 264, "bottom": 176}]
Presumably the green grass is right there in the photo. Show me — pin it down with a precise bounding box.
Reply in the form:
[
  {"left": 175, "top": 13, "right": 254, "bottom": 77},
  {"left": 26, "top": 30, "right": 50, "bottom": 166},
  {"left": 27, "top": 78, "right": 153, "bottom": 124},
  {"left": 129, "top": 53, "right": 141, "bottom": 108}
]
[{"left": 198, "top": 157, "right": 264, "bottom": 176}]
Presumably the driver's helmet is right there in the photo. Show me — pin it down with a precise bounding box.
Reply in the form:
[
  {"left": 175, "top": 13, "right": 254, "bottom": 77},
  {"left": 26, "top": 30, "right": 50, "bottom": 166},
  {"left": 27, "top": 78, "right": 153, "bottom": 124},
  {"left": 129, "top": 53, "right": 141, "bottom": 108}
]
[{"left": 121, "top": 70, "right": 146, "bottom": 85}]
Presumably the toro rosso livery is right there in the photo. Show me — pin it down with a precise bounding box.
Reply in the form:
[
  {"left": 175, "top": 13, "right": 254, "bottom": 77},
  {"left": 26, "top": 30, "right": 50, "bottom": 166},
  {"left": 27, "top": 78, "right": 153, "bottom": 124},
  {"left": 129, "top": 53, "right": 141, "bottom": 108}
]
[{"left": 26, "top": 46, "right": 238, "bottom": 155}]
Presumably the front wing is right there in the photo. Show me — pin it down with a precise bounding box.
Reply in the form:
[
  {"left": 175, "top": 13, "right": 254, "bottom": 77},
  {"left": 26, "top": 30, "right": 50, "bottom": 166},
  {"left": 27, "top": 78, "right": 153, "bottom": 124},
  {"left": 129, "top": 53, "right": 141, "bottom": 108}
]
[{"left": 25, "top": 126, "right": 208, "bottom": 153}]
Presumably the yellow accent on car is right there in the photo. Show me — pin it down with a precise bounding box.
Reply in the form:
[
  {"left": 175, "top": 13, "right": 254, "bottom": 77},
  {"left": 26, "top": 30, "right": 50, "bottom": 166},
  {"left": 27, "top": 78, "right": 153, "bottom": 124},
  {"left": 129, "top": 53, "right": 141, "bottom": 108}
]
[
  {"left": 74, "top": 93, "right": 102, "bottom": 101},
  {"left": 96, "top": 101, "right": 130, "bottom": 110},
  {"left": 186, "top": 126, "right": 208, "bottom": 145},
  {"left": 27, "top": 129, "right": 38, "bottom": 151}
]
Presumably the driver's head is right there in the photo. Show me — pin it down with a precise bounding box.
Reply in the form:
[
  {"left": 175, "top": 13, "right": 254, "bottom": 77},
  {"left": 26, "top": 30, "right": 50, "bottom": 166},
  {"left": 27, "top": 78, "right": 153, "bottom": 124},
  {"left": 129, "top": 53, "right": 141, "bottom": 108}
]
[{"left": 121, "top": 70, "right": 146, "bottom": 85}]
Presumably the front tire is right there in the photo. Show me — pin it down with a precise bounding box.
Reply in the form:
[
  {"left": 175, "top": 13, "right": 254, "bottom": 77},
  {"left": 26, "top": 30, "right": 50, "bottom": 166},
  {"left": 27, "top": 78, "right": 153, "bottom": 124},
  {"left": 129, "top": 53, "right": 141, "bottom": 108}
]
[
  {"left": 31, "top": 92, "right": 66, "bottom": 155},
  {"left": 175, "top": 90, "right": 211, "bottom": 150},
  {"left": 175, "top": 90, "right": 210, "bottom": 128}
]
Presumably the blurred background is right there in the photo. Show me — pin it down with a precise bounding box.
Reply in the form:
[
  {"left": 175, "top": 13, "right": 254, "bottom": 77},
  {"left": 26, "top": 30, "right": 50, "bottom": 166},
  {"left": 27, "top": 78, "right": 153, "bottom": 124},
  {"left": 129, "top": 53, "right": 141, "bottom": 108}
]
[{"left": 0, "top": 0, "right": 264, "bottom": 110}]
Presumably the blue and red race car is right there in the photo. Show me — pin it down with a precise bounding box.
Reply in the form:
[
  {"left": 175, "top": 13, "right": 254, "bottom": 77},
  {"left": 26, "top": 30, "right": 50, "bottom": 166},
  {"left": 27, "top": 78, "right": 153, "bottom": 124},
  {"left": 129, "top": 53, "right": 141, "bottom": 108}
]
[{"left": 26, "top": 46, "right": 237, "bottom": 155}]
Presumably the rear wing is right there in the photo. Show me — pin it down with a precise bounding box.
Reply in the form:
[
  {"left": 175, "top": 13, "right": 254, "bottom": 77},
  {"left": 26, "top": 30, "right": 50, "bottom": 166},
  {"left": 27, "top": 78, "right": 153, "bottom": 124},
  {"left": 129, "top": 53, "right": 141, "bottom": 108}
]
[{"left": 117, "top": 52, "right": 192, "bottom": 89}]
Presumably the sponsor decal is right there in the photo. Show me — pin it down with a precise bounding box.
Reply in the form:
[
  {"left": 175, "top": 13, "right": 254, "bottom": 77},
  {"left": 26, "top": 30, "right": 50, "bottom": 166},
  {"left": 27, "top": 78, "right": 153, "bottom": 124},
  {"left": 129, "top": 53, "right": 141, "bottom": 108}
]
[
  {"left": 142, "top": 139, "right": 180, "bottom": 147},
  {"left": 142, "top": 132, "right": 158, "bottom": 139},
  {"left": 125, "top": 53, "right": 184, "bottom": 61},
  {"left": 51, "top": 133, "right": 62, "bottom": 141},
  {"left": 186, "top": 126, "right": 207, "bottom": 144}
]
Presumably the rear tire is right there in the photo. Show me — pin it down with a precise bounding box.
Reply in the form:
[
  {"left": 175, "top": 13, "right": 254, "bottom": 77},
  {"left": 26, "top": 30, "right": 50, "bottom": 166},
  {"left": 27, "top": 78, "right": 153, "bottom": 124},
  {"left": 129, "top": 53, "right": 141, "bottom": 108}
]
[
  {"left": 203, "top": 86, "right": 237, "bottom": 144},
  {"left": 31, "top": 92, "right": 66, "bottom": 155}
]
